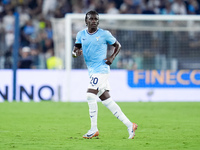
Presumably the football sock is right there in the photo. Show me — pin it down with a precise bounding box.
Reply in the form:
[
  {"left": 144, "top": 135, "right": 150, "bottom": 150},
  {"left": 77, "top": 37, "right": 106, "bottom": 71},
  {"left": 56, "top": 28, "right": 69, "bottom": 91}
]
[
  {"left": 102, "top": 98, "right": 132, "bottom": 128},
  {"left": 86, "top": 92, "right": 98, "bottom": 131}
]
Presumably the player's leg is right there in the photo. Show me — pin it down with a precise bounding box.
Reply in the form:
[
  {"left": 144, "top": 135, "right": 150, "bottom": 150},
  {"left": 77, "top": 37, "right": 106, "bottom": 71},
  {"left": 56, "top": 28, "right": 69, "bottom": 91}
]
[
  {"left": 99, "top": 91, "right": 138, "bottom": 139},
  {"left": 83, "top": 88, "right": 99, "bottom": 139},
  {"left": 87, "top": 89, "right": 98, "bottom": 131},
  {"left": 100, "top": 91, "right": 132, "bottom": 127}
]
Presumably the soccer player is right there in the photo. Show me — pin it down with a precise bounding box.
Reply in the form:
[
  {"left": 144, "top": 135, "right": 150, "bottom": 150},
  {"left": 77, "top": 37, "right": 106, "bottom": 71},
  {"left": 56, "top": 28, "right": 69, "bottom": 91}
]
[{"left": 72, "top": 10, "right": 138, "bottom": 139}]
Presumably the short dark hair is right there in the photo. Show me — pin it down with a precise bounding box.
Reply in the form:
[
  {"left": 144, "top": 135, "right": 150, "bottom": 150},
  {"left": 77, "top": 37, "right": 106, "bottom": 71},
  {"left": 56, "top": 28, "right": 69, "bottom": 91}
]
[{"left": 85, "top": 10, "right": 99, "bottom": 22}]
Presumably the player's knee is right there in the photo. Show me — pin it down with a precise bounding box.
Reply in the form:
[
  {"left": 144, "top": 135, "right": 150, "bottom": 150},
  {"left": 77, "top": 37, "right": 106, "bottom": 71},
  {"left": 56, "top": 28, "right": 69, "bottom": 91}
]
[
  {"left": 99, "top": 90, "right": 110, "bottom": 101},
  {"left": 86, "top": 92, "right": 96, "bottom": 100}
]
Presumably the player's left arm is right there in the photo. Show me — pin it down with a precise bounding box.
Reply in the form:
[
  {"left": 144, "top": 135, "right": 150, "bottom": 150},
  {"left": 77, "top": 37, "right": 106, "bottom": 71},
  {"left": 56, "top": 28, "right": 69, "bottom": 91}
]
[{"left": 105, "top": 40, "right": 121, "bottom": 65}]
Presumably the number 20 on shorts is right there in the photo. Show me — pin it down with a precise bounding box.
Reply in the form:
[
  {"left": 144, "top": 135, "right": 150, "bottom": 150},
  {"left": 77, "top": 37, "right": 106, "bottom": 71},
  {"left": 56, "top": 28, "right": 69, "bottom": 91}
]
[{"left": 90, "top": 77, "right": 98, "bottom": 86}]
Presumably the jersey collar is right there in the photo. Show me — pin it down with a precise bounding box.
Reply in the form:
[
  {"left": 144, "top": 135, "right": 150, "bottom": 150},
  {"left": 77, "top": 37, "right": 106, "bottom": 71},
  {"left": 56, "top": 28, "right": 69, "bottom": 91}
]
[{"left": 86, "top": 28, "right": 99, "bottom": 35}]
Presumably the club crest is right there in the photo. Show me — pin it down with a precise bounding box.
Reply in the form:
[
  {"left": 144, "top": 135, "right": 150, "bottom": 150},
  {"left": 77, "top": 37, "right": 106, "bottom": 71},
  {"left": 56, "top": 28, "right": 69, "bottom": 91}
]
[{"left": 96, "top": 36, "right": 100, "bottom": 41}]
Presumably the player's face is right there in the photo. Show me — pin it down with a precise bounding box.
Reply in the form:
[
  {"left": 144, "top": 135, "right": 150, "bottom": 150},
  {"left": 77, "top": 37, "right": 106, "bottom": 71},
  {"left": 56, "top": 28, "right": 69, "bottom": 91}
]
[{"left": 86, "top": 14, "right": 99, "bottom": 29}]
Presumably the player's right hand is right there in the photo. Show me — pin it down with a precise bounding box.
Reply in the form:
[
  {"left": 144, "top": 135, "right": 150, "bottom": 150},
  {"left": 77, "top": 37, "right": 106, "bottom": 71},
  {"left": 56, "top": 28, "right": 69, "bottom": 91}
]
[
  {"left": 72, "top": 50, "right": 83, "bottom": 58},
  {"left": 72, "top": 51, "right": 77, "bottom": 58}
]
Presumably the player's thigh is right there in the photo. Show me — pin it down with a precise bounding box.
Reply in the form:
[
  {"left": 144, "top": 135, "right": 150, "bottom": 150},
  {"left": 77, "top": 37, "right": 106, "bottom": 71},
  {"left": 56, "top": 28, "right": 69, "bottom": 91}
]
[
  {"left": 87, "top": 88, "right": 98, "bottom": 95},
  {"left": 88, "top": 74, "right": 110, "bottom": 96}
]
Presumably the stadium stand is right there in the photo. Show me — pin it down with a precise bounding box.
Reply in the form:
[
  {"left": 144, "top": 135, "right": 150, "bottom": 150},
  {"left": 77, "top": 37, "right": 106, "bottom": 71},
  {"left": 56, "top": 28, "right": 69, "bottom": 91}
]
[{"left": 0, "top": 0, "right": 200, "bottom": 69}]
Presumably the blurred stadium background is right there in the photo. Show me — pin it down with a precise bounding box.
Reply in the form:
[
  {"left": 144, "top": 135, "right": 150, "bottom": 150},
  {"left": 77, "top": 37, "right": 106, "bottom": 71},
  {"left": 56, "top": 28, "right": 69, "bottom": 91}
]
[{"left": 0, "top": 0, "right": 200, "bottom": 102}]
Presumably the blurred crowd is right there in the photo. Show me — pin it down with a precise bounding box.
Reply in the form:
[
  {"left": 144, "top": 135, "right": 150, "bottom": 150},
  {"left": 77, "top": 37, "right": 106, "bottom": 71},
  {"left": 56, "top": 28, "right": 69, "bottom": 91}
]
[{"left": 0, "top": 0, "right": 200, "bottom": 69}]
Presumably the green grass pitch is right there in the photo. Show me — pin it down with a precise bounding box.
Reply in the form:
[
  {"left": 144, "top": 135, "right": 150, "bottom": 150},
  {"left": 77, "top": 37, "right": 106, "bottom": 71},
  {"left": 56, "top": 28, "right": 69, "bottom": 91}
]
[{"left": 0, "top": 101, "right": 199, "bottom": 150}]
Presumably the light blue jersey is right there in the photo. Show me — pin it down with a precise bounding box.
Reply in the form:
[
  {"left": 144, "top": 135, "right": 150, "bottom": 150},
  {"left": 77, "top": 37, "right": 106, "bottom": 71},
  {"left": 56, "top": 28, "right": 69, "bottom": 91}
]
[{"left": 75, "top": 28, "right": 116, "bottom": 76}]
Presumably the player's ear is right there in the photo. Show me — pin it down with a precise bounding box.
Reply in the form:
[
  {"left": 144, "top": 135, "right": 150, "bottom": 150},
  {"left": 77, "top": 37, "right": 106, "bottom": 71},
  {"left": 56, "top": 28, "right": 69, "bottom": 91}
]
[{"left": 85, "top": 17, "right": 87, "bottom": 26}]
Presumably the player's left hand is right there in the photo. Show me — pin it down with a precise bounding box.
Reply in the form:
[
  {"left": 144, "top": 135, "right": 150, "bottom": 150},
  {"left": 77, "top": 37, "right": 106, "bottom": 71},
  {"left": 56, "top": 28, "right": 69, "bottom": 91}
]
[{"left": 104, "top": 57, "right": 114, "bottom": 65}]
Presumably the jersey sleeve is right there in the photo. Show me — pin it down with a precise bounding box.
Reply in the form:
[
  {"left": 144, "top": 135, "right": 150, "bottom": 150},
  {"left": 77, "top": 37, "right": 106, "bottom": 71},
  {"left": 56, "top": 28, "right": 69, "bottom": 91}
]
[
  {"left": 75, "top": 31, "right": 82, "bottom": 44},
  {"left": 105, "top": 30, "right": 116, "bottom": 45}
]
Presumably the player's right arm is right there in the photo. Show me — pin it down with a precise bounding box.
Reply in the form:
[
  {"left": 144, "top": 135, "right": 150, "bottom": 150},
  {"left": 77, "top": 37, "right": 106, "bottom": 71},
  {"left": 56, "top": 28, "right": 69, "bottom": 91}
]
[
  {"left": 72, "top": 44, "right": 83, "bottom": 58},
  {"left": 72, "top": 31, "right": 83, "bottom": 58}
]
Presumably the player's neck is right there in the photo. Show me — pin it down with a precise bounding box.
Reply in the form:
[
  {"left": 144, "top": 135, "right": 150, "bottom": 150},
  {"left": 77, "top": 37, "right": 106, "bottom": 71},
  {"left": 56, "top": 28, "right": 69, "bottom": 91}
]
[{"left": 88, "top": 28, "right": 98, "bottom": 34}]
